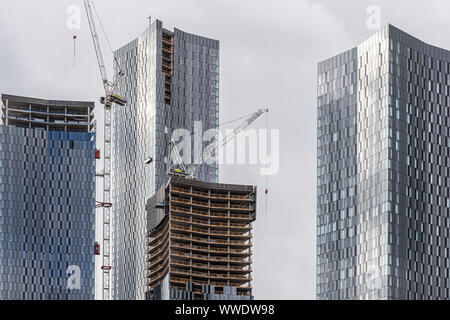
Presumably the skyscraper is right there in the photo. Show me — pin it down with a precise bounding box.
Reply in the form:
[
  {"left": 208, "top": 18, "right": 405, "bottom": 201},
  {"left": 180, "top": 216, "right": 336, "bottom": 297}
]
[
  {"left": 146, "top": 173, "right": 256, "bottom": 300},
  {"left": 317, "top": 25, "right": 450, "bottom": 300},
  {"left": 111, "top": 19, "right": 220, "bottom": 300},
  {"left": 0, "top": 94, "right": 95, "bottom": 300}
]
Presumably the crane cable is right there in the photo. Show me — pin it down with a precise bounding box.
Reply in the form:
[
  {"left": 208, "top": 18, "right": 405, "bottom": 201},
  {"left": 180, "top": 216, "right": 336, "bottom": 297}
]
[
  {"left": 91, "top": 1, "right": 120, "bottom": 71},
  {"left": 218, "top": 111, "right": 256, "bottom": 128}
]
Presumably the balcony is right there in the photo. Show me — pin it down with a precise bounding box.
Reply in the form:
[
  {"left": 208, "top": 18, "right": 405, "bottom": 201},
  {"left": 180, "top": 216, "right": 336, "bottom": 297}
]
[
  {"left": 170, "top": 276, "right": 252, "bottom": 290},
  {"left": 170, "top": 196, "right": 254, "bottom": 212},
  {"left": 171, "top": 215, "right": 252, "bottom": 231},
  {"left": 148, "top": 241, "right": 169, "bottom": 259},
  {"left": 148, "top": 227, "right": 170, "bottom": 247},
  {"left": 171, "top": 186, "right": 254, "bottom": 202},
  {"left": 149, "top": 217, "right": 169, "bottom": 239},
  {"left": 148, "top": 231, "right": 170, "bottom": 253},
  {"left": 149, "top": 264, "right": 170, "bottom": 288},
  {"left": 171, "top": 260, "right": 252, "bottom": 273},
  {"left": 171, "top": 268, "right": 252, "bottom": 282},
  {"left": 170, "top": 223, "right": 251, "bottom": 238},
  {"left": 171, "top": 251, "right": 252, "bottom": 265},
  {"left": 149, "top": 249, "right": 169, "bottom": 268},
  {"left": 171, "top": 205, "right": 252, "bottom": 222},
  {"left": 171, "top": 234, "right": 252, "bottom": 248},
  {"left": 149, "top": 254, "right": 169, "bottom": 277}
]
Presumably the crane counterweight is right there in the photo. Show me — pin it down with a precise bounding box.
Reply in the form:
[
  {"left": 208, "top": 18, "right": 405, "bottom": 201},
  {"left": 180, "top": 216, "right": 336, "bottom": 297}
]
[{"left": 83, "top": 0, "right": 127, "bottom": 300}]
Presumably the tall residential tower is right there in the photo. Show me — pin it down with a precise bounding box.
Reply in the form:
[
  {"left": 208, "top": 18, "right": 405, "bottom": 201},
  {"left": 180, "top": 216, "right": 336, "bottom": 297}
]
[
  {"left": 111, "top": 20, "right": 220, "bottom": 300},
  {"left": 0, "top": 94, "right": 95, "bottom": 300},
  {"left": 317, "top": 25, "right": 450, "bottom": 300}
]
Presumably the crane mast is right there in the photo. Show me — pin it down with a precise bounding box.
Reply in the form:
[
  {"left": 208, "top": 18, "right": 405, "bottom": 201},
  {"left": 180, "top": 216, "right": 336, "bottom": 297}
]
[{"left": 83, "top": 0, "right": 127, "bottom": 300}]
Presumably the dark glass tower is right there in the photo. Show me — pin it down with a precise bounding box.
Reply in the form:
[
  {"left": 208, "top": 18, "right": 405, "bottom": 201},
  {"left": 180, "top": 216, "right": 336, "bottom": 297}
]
[
  {"left": 0, "top": 94, "right": 95, "bottom": 300},
  {"left": 317, "top": 25, "right": 450, "bottom": 300}
]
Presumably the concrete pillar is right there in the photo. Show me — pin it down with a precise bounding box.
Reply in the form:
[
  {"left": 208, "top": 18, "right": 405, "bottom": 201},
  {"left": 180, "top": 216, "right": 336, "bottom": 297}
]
[{"left": 5, "top": 99, "right": 8, "bottom": 125}]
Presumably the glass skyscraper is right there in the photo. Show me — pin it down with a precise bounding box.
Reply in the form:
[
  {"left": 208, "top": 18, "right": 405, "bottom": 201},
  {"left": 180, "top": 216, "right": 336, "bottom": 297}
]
[
  {"left": 317, "top": 25, "right": 450, "bottom": 300},
  {"left": 0, "top": 94, "right": 95, "bottom": 300},
  {"left": 111, "top": 19, "right": 220, "bottom": 300}
]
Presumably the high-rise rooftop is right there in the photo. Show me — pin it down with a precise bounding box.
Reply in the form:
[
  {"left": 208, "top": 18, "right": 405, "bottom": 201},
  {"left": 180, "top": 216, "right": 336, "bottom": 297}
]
[{"left": 1, "top": 94, "right": 95, "bottom": 132}]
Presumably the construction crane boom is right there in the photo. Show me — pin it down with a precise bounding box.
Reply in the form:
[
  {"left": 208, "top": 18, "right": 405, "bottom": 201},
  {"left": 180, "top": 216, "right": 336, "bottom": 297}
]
[
  {"left": 83, "top": 0, "right": 127, "bottom": 301},
  {"left": 184, "top": 108, "right": 269, "bottom": 178}
]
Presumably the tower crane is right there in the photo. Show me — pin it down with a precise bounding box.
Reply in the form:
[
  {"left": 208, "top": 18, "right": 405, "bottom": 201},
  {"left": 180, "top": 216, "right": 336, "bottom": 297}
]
[
  {"left": 169, "top": 108, "right": 269, "bottom": 179},
  {"left": 83, "top": 0, "right": 127, "bottom": 300}
]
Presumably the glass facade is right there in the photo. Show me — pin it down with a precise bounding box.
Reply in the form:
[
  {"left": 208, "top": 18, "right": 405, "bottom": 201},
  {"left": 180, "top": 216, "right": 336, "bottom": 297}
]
[
  {"left": 317, "top": 25, "right": 450, "bottom": 300},
  {"left": 317, "top": 47, "right": 359, "bottom": 300},
  {"left": 111, "top": 19, "right": 219, "bottom": 300},
  {"left": 0, "top": 95, "right": 95, "bottom": 299}
]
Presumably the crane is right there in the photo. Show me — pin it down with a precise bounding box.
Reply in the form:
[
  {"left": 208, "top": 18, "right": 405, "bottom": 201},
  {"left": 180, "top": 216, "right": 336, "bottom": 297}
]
[
  {"left": 83, "top": 0, "right": 127, "bottom": 300},
  {"left": 169, "top": 108, "right": 269, "bottom": 179}
]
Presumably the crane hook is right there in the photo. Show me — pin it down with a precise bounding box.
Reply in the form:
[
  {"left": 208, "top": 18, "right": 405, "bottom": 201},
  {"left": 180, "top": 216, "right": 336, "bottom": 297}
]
[{"left": 72, "top": 35, "right": 78, "bottom": 67}]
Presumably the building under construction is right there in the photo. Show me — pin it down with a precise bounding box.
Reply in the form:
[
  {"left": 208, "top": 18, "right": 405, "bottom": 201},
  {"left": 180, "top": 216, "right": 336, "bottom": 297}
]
[{"left": 146, "top": 174, "right": 256, "bottom": 300}]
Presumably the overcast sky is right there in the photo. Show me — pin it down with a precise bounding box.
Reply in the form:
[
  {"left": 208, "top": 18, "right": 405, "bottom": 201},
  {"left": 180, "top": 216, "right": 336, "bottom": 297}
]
[{"left": 1, "top": 0, "right": 450, "bottom": 300}]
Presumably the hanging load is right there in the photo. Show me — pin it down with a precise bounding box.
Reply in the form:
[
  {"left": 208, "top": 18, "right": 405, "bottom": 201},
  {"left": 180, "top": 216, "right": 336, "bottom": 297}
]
[{"left": 94, "top": 242, "right": 100, "bottom": 255}]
